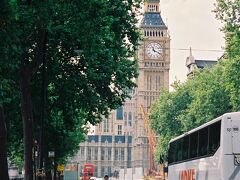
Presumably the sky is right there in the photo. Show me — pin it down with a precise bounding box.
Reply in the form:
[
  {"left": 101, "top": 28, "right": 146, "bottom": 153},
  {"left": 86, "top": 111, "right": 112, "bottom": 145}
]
[{"left": 160, "top": 0, "right": 225, "bottom": 84}]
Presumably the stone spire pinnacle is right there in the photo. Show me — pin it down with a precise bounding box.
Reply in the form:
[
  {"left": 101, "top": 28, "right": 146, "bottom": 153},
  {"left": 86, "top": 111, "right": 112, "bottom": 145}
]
[
  {"left": 190, "top": 47, "right": 192, "bottom": 56},
  {"left": 186, "top": 47, "right": 195, "bottom": 67}
]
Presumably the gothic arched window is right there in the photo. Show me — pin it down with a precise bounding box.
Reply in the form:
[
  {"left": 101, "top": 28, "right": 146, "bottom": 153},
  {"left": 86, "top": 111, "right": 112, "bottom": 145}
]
[
  {"left": 116, "top": 106, "right": 123, "bottom": 120},
  {"left": 128, "top": 112, "right": 132, "bottom": 126}
]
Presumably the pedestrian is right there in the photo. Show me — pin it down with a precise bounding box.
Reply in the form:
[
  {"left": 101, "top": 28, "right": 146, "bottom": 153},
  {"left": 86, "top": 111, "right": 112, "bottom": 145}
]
[{"left": 104, "top": 175, "right": 109, "bottom": 180}]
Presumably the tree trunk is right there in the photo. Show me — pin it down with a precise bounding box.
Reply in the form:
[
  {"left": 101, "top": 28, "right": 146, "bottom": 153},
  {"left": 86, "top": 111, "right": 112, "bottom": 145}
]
[
  {"left": 53, "top": 164, "right": 57, "bottom": 180},
  {"left": 20, "top": 28, "right": 47, "bottom": 180},
  {"left": 46, "top": 171, "right": 52, "bottom": 180},
  {"left": 39, "top": 34, "right": 47, "bottom": 171},
  {"left": 20, "top": 67, "right": 34, "bottom": 180},
  {"left": 0, "top": 105, "right": 10, "bottom": 180}
]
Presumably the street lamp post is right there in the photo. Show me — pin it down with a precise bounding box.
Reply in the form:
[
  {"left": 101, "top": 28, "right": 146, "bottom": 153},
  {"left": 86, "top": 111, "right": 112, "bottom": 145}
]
[
  {"left": 48, "top": 151, "right": 55, "bottom": 180},
  {"left": 76, "top": 163, "right": 79, "bottom": 180}
]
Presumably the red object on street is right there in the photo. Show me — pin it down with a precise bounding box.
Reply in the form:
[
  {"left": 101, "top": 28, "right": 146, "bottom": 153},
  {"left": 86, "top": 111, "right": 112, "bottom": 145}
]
[{"left": 82, "top": 164, "right": 94, "bottom": 180}]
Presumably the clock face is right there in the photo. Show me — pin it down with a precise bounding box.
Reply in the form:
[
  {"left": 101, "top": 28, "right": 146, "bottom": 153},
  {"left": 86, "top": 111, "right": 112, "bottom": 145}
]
[{"left": 146, "top": 42, "right": 163, "bottom": 58}]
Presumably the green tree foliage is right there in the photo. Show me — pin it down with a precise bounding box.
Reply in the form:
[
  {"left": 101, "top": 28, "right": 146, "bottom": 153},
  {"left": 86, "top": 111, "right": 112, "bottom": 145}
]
[
  {"left": 222, "top": 55, "right": 240, "bottom": 111},
  {"left": 0, "top": 0, "right": 18, "bottom": 178},
  {"left": 215, "top": 0, "right": 240, "bottom": 111},
  {"left": 214, "top": 0, "right": 240, "bottom": 57},
  {"left": 150, "top": 63, "right": 233, "bottom": 160},
  {"left": 150, "top": 0, "right": 240, "bottom": 163},
  {"left": 150, "top": 86, "right": 190, "bottom": 161}
]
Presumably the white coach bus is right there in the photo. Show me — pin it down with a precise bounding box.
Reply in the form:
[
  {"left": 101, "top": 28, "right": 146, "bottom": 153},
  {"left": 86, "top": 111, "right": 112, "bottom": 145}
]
[{"left": 168, "top": 112, "right": 240, "bottom": 180}]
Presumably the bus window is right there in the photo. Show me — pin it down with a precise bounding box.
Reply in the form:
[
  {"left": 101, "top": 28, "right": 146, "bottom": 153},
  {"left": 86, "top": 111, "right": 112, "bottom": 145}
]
[
  {"left": 176, "top": 139, "right": 183, "bottom": 162},
  {"left": 208, "top": 121, "right": 221, "bottom": 154},
  {"left": 189, "top": 132, "right": 198, "bottom": 158},
  {"left": 168, "top": 144, "right": 173, "bottom": 164},
  {"left": 175, "top": 139, "right": 182, "bottom": 162},
  {"left": 182, "top": 135, "right": 189, "bottom": 160},
  {"left": 198, "top": 127, "right": 208, "bottom": 156},
  {"left": 168, "top": 141, "right": 177, "bottom": 164}
]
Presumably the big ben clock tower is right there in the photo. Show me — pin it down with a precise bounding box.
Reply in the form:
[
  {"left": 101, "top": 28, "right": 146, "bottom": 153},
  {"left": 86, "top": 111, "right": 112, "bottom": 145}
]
[{"left": 132, "top": 0, "right": 170, "bottom": 174}]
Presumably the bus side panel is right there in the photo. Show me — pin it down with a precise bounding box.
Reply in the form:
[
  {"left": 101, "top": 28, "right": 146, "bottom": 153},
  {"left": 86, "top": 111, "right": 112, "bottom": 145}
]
[
  {"left": 168, "top": 165, "right": 178, "bottom": 179},
  {"left": 168, "top": 153, "right": 221, "bottom": 180},
  {"left": 221, "top": 113, "right": 240, "bottom": 180}
]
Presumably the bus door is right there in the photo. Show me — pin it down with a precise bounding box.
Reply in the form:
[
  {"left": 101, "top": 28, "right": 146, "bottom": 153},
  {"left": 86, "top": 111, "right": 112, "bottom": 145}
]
[
  {"left": 229, "top": 118, "right": 240, "bottom": 179},
  {"left": 231, "top": 119, "right": 240, "bottom": 154}
]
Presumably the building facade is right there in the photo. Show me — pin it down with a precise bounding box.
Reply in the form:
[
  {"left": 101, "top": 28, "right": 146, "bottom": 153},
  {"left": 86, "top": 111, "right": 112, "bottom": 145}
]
[
  {"left": 75, "top": 0, "right": 170, "bottom": 178},
  {"left": 77, "top": 135, "right": 132, "bottom": 178},
  {"left": 186, "top": 48, "right": 217, "bottom": 77}
]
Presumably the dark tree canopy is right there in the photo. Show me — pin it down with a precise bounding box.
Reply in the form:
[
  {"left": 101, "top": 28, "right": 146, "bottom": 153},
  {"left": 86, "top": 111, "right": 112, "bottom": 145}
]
[{"left": 1, "top": 0, "right": 142, "bottom": 178}]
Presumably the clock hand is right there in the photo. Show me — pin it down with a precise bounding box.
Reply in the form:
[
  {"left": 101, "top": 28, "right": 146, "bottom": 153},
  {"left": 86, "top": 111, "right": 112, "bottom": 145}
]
[
  {"left": 152, "top": 48, "right": 161, "bottom": 54},
  {"left": 152, "top": 48, "right": 157, "bottom": 52},
  {"left": 155, "top": 48, "right": 162, "bottom": 54}
]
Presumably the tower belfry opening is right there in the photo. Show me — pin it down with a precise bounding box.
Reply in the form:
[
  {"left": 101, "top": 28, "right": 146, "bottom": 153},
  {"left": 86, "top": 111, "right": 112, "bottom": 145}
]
[{"left": 144, "top": 0, "right": 160, "bottom": 13}]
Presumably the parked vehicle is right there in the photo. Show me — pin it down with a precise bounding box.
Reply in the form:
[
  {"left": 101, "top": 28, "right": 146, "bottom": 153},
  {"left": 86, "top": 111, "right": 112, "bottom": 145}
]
[
  {"left": 168, "top": 112, "right": 240, "bottom": 180},
  {"left": 82, "top": 164, "right": 94, "bottom": 180}
]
